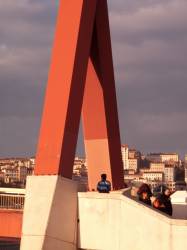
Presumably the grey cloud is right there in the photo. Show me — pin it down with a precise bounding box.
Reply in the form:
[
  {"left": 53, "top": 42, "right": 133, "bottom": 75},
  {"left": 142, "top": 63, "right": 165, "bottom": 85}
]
[
  {"left": 0, "top": 82, "right": 44, "bottom": 117},
  {"left": 0, "top": 0, "right": 56, "bottom": 156},
  {"left": 0, "top": 0, "right": 187, "bottom": 157},
  {"left": 108, "top": 0, "right": 172, "bottom": 14},
  {"left": 0, "top": 116, "right": 40, "bottom": 157},
  {"left": 109, "top": 0, "right": 187, "bottom": 157}
]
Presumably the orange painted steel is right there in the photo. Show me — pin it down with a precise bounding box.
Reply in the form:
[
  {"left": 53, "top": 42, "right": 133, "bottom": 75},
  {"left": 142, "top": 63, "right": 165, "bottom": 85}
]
[
  {"left": 82, "top": 0, "right": 124, "bottom": 190},
  {"left": 0, "top": 210, "right": 22, "bottom": 239},
  {"left": 35, "top": 0, "right": 97, "bottom": 177},
  {"left": 35, "top": 0, "right": 124, "bottom": 190}
]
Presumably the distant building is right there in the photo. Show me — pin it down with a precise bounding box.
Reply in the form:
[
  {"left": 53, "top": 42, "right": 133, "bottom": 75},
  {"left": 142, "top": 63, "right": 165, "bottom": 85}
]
[
  {"left": 129, "top": 149, "right": 141, "bottom": 172},
  {"left": 164, "top": 165, "right": 176, "bottom": 182},
  {"left": 124, "top": 173, "right": 143, "bottom": 184},
  {"left": 139, "top": 162, "right": 164, "bottom": 174},
  {"left": 149, "top": 162, "right": 165, "bottom": 172},
  {"left": 128, "top": 149, "right": 136, "bottom": 159},
  {"left": 124, "top": 169, "right": 136, "bottom": 175},
  {"left": 27, "top": 167, "right": 34, "bottom": 176},
  {"left": 185, "top": 168, "right": 187, "bottom": 184},
  {"left": 147, "top": 153, "right": 179, "bottom": 163},
  {"left": 128, "top": 158, "right": 138, "bottom": 172},
  {"left": 3, "top": 166, "right": 27, "bottom": 184},
  {"left": 121, "top": 145, "right": 129, "bottom": 170},
  {"left": 121, "top": 145, "right": 140, "bottom": 172},
  {"left": 0, "top": 157, "right": 36, "bottom": 188},
  {"left": 166, "top": 181, "right": 176, "bottom": 191},
  {"left": 185, "top": 154, "right": 187, "bottom": 184},
  {"left": 185, "top": 154, "right": 187, "bottom": 163},
  {"left": 150, "top": 162, "right": 165, "bottom": 172},
  {"left": 73, "top": 157, "right": 87, "bottom": 177},
  {"left": 143, "top": 172, "right": 163, "bottom": 182},
  {"left": 30, "top": 157, "right": 35, "bottom": 166},
  {"left": 140, "top": 157, "right": 149, "bottom": 169}
]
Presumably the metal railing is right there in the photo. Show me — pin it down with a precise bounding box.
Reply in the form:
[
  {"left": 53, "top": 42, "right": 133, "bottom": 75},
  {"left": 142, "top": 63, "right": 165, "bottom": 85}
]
[{"left": 0, "top": 194, "right": 24, "bottom": 210}]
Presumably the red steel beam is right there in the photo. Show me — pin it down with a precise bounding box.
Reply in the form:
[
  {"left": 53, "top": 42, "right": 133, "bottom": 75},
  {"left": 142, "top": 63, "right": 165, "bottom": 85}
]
[
  {"left": 35, "top": 0, "right": 97, "bottom": 176},
  {"left": 82, "top": 0, "right": 124, "bottom": 190}
]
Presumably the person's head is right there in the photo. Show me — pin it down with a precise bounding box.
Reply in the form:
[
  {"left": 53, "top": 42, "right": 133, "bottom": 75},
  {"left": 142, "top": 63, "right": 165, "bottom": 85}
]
[
  {"left": 153, "top": 198, "right": 162, "bottom": 208},
  {"left": 164, "top": 188, "right": 171, "bottom": 197},
  {"left": 101, "top": 173, "right": 107, "bottom": 181},
  {"left": 142, "top": 192, "right": 149, "bottom": 200},
  {"left": 137, "top": 183, "right": 152, "bottom": 198}
]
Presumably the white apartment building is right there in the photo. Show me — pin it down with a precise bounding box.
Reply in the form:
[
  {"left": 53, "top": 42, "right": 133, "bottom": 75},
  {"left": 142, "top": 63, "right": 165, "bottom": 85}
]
[
  {"left": 149, "top": 162, "right": 165, "bottom": 172},
  {"left": 121, "top": 145, "right": 129, "bottom": 170},
  {"left": 164, "top": 166, "right": 176, "bottom": 182},
  {"left": 147, "top": 153, "right": 179, "bottom": 163},
  {"left": 139, "top": 162, "right": 164, "bottom": 174},
  {"left": 128, "top": 158, "right": 138, "bottom": 172},
  {"left": 143, "top": 172, "right": 163, "bottom": 182}
]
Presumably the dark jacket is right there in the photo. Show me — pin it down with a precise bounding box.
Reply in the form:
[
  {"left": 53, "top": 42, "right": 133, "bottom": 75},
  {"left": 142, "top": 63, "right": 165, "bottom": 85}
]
[
  {"left": 97, "top": 180, "right": 111, "bottom": 193},
  {"left": 157, "top": 193, "right": 173, "bottom": 216},
  {"left": 139, "top": 196, "right": 152, "bottom": 206}
]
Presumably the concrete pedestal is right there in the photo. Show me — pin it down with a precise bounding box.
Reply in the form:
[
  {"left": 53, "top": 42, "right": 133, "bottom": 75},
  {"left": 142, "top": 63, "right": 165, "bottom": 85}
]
[{"left": 20, "top": 176, "right": 78, "bottom": 250}]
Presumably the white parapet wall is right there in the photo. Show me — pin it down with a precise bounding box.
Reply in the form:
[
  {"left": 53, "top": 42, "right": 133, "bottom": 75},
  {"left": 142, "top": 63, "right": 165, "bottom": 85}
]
[
  {"left": 78, "top": 190, "right": 187, "bottom": 250},
  {"left": 21, "top": 176, "right": 78, "bottom": 250}
]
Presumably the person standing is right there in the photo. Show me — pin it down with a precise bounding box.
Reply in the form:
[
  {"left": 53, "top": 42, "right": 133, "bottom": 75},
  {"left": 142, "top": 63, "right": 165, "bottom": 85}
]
[{"left": 97, "top": 173, "right": 111, "bottom": 193}]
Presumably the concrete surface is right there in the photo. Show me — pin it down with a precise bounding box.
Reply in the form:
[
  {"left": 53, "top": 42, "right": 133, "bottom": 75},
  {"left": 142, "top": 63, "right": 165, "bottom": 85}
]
[
  {"left": 20, "top": 176, "right": 78, "bottom": 250},
  {"left": 78, "top": 190, "right": 187, "bottom": 250},
  {"left": 20, "top": 181, "right": 187, "bottom": 250}
]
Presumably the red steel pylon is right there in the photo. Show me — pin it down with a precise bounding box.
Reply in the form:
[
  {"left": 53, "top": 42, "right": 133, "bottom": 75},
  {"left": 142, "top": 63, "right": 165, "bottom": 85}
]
[{"left": 35, "top": 0, "right": 124, "bottom": 190}]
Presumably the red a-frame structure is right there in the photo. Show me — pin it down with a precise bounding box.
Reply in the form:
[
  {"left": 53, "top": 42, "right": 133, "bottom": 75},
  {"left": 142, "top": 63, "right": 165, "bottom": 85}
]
[{"left": 35, "top": 0, "right": 124, "bottom": 191}]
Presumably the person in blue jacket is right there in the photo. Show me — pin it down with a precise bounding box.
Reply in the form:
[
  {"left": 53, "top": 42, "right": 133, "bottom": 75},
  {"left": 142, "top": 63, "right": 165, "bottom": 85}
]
[{"left": 97, "top": 173, "right": 111, "bottom": 193}]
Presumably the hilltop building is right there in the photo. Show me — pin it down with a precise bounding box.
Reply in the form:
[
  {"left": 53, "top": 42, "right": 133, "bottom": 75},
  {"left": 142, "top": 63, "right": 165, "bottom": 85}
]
[{"left": 147, "top": 153, "right": 179, "bottom": 163}]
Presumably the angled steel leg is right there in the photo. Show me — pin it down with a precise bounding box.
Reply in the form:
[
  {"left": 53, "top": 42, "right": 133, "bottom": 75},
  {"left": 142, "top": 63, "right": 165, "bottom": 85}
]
[
  {"left": 82, "top": 0, "right": 124, "bottom": 190},
  {"left": 35, "top": 0, "right": 97, "bottom": 176}
]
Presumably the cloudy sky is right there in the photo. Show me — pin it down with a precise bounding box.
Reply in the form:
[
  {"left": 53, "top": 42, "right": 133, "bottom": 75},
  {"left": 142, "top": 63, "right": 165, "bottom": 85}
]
[{"left": 0, "top": 0, "right": 187, "bottom": 158}]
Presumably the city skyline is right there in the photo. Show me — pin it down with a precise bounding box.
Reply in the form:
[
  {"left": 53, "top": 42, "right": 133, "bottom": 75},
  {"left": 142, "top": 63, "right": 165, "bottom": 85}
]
[{"left": 0, "top": 0, "right": 187, "bottom": 157}]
